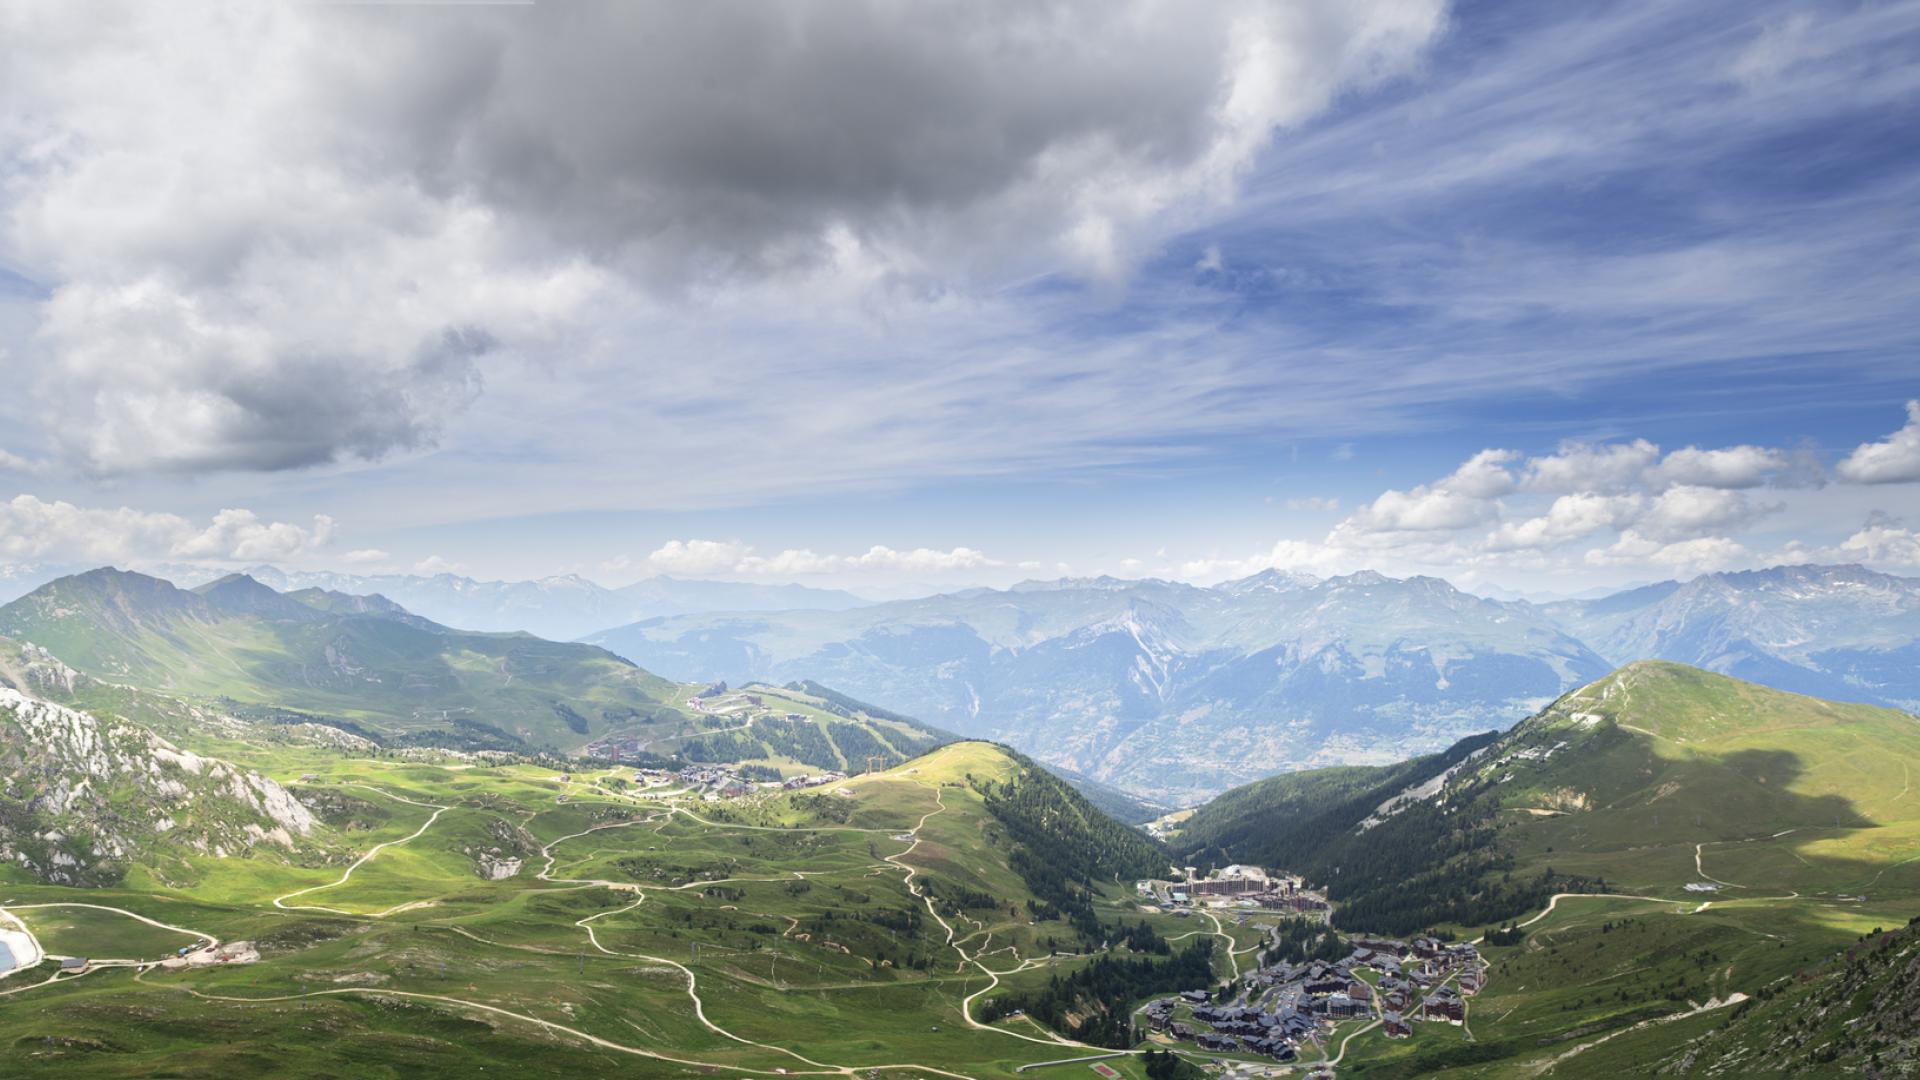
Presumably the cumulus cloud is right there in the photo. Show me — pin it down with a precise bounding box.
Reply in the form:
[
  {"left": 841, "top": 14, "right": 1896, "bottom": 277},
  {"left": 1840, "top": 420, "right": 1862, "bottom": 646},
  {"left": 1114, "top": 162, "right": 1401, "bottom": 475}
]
[
  {"left": 1834, "top": 517, "right": 1920, "bottom": 566},
  {"left": 1344, "top": 487, "right": 1495, "bottom": 532},
  {"left": 1636, "top": 485, "right": 1778, "bottom": 541},
  {"left": 1235, "top": 431, "right": 1815, "bottom": 583},
  {"left": 1521, "top": 439, "right": 1661, "bottom": 493},
  {"left": 644, "top": 539, "right": 1005, "bottom": 579},
  {"left": 171, "top": 509, "right": 336, "bottom": 562},
  {"left": 642, "top": 540, "right": 755, "bottom": 578},
  {"left": 1586, "top": 531, "right": 1752, "bottom": 575},
  {"left": 1340, "top": 449, "right": 1517, "bottom": 533},
  {"left": 1836, "top": 400, "right": 1920, "bottom": 484},
  {"left": 1, "top": 0, "right": 1444, "bottom": 476},
  {"left": 0, "top": 495, "right": 333, "bottom": 563},
  {"left": 1650, "top": 444, "right": 1788, "bottom": 489},
  {"left": 1484, "top": 492, "right": 1643, "bottom": 551}
]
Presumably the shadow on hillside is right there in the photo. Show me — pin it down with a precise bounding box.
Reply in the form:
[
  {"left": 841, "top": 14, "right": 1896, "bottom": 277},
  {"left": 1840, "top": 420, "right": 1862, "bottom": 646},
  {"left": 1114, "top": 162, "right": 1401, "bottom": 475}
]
[{"left": 1529, "top": 745, "right": 1909, "bottom": 896}]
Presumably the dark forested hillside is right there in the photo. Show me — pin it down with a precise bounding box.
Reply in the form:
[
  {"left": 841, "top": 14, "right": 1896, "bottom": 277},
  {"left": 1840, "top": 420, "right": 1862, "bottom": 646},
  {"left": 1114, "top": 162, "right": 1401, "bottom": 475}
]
[
  {"left": 1176, "top": 731, "right": 1499, "bottom": 870},
  {"left": 972, "top": 747, "right": 1170, "bottom": 942},
  {"left": 1173, "top": 729, "right": 1583, "bottom": 935}
]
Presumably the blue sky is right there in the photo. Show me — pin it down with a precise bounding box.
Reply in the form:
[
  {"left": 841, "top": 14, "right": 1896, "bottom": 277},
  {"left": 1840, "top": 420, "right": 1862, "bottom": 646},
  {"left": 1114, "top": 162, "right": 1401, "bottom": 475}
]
[{"left": 0, "top": 0, "right": 1917, "bottom": 597}]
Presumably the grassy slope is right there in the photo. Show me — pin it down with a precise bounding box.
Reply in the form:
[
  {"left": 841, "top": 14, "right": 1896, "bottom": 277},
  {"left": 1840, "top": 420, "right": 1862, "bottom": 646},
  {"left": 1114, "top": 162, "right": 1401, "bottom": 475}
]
[
  {"left": 1169, "top": 662, "right": 1920, "bottom": 1078},
  {"left": 0, "top": 738, "right": 1206, "bottom": 1079},
  {"left": 1652, "top": 916, "right": 1920, "bottom": 1077},
  {"left": 1480, "top": 660, "right": 1920, "bottom": 899},
  {"left": 1322, "top": 662, "right": 1920, "bottom": 1078},
  {"left": 0, "top": 569, "right": 688, "bottom": 750},
  {"left": 659, "top": 682, "right": 952, "bottom": 775},
  {"left": 0, "top": 574, "right": 957, "bottom": 773}
]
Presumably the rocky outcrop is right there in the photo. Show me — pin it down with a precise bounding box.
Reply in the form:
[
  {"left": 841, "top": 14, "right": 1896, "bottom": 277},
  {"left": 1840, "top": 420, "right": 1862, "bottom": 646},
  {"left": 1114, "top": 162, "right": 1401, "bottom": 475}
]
[
  {"left": 0, "top": 687, "right": 319, "bottom": 885},
  {"left": 463, "top": 816, "right": 537, "bottom": 881}
]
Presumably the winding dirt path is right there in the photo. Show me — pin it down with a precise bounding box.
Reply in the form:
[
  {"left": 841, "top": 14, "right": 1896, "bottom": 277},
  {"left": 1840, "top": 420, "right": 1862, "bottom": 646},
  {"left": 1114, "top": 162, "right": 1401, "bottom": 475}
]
[
  {"left": 273, "top": 785, "right": 451, "bottom": 916},
  {"left": 531, "top": 781, "right": 1057, "bottom": 1075},
  {"left": 142, "top": 978, "right": 982, "bottom": 1080},
  {"left": 882, "top": 785, "right": 1085, "bottom": 1050},
  {"left": 0, "top": 901, "right": 222, "bottom": 996}
]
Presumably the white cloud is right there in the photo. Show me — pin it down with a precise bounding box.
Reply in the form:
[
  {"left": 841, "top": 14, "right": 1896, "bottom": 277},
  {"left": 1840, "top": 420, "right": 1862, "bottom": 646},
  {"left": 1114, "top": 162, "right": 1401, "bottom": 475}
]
[
  {"left": 1344, "top": 487, "right": 1496, "bottom": 532},
  {"left": 171, "top": 509, "right": 336, "bottom": 562},
  {"left": 643, "top": 540, "right": 756, "bottom": 578},
  {"left": 1650, "top": 444, "right": 1788, "bottom": 489},
  {"left": 1636, "top": 485, "right": 1777, "bottom": 541},
  {"left": 1834, "top": 519, "right": 1920, "bottom": 566},
  {"left": 1442, "top": 448, "right": 1521, "bottom": 499},
  {"left": 1484, "top": 492, "right": 1644, "bottom": 551},
  {"left": 1339, "top": 449, "right": 1516, "bottom": 533},
  {"left": 1587, "top": 531, "right": 1753, "bottom": 575},
  {"left": 0, "top": 495, "right": 333, "bottom": 563},
  {"left": 340, "top": 548, "right": 391, "bottom": 565},
  {"left": 1836, "top": 400, "right": 1920, "bottom": 485},
  {"left": 1522, "top": 439, "right": 1661, "bottom": 493},
  {"left": 0, "top": 450, "right": 49, "bottom": 475},
  {"left": 1177, "top": 538, "right": 1360, "bottom": 582},
  {"left": 1283, "top": 495, "right": 1340, "bottom": 512},
  {"left": 644, "top": 539, "right": 1004, "bottom": 579},
  {"left": 1255, "top": 431, "right": 1811, "bottom": 583}
]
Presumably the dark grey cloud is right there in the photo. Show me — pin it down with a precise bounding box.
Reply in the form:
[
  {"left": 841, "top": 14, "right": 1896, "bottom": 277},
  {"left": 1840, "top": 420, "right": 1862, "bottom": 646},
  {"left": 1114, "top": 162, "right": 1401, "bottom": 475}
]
[
  {"left": 324, "top": 2, "right": 1225, "bottom": 278},
  {"left": 1, "top": 0, "right": 1443, "bottom": 473}
]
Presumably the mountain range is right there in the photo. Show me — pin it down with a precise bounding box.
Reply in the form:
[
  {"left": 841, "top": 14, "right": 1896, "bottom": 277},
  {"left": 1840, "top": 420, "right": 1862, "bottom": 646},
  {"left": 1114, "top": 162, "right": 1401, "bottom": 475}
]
[
  {"left": 2, "top": 562, "right": 1916, "bottom": 1076},
  {"left": 584, "top": 563, "right": 1920, "bottom": 801},
  {"left": 7, "top": 561, "right": 1917, "bottom": 806},
  {"left": 1538, "top": 562, "right": 1920, "bottom": 707},
  {"left": 0, "top": 568, "right": 699, "bottom": 752},
  {"left": 0, "top": 562, "right": 869, "bottom": 641}
]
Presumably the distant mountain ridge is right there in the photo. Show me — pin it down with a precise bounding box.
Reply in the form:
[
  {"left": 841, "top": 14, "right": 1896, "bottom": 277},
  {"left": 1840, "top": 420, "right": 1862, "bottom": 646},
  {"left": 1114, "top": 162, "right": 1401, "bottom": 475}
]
[
  {"left": 0, "top": 567, "right": 691, "bottom": 752},
  {"left": 184, "top": 565, "right": 874, "bottom": 640},
  {"left": 10, "top": 560, "right": 1916, "bottom": 804},
  {"left": 1539, "top": 562, "right": 1920, "bottom": 709},
  {"left": 584, "top": 563, "right": 1920, "bottom": 801},
  {"left": 586, "top": 568, "right": 1614, "bottom": 800}
]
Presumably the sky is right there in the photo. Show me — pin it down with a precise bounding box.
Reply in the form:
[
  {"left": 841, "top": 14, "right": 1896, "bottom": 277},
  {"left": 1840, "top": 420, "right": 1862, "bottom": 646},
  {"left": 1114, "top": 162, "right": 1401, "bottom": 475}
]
[{"left": 1, "top": 0, "right": 1917, "bottom": 599}]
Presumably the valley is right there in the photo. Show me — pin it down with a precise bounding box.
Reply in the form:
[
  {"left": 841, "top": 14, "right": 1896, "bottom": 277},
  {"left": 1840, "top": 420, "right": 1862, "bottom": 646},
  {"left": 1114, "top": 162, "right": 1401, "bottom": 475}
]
[
  {"left": 0, "top": 737, "right": 1240, "bottom": 1078},
  {"left": 9, "top": 6, "right": 1914, "bottom": 1076},
  {"left": 1, "top": 569, "right": 1918, "bottom": 1078}
]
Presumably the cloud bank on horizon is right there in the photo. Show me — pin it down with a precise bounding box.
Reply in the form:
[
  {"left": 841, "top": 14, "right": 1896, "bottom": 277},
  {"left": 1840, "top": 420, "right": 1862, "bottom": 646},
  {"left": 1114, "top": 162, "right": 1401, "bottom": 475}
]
[{"left": 0, "top": 0, "right": 1916, "bottom": 594}]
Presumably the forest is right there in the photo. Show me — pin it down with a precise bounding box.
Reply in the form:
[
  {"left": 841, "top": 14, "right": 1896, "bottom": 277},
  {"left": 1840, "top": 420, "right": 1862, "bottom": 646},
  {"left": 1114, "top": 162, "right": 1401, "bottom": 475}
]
[{"left": 977, "top": 940, "right": 1217, "bottom": 1047}]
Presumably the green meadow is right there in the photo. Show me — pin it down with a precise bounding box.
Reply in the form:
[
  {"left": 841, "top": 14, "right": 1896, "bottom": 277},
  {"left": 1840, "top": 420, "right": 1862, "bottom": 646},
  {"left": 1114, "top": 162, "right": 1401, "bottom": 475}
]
[{"left": 0, "top": 742, "right": 1227, "bottom": 1079}]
